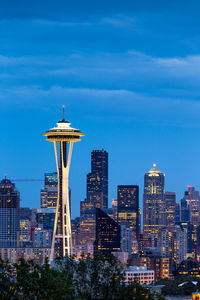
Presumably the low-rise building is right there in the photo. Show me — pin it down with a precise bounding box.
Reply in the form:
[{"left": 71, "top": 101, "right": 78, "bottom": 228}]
[
  {"left": 124, "top": 266, "right": 154, "bottom": 284},
  {"left": 0, "top": 247, "right": 51, "bottom": 264}
]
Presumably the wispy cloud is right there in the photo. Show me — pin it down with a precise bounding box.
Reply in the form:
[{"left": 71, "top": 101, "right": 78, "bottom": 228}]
[
  {"left": 34, "top": 19, "right": 93, "bottom": 27},
  {"left": 1, "top": 49, "right": 200, "bottom": 126},
  {"left": 2, "top": 51, "right": 200, "bottom": 86},
  {"left": 100, "top": 16, "right": 137, "bottom": 27},
  {"left": 1, "top": 85, "right": 200, "bottom": 126}
]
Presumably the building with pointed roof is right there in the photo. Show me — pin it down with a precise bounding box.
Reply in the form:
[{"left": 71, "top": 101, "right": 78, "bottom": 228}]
[{"left": 143, "top": 164, "right": 165, "bottom": 246}]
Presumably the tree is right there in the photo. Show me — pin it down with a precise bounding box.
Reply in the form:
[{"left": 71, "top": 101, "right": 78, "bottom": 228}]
[
  {"left": 55, "top": 253, "right": 160, "bottom": 300},
  {"left": 0, "top": 254, "right": 163, "bottom": 300}
]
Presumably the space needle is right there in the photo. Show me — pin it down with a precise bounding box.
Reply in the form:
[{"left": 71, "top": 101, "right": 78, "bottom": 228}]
[{"left": 43, "top": 107, "right": 85, "bottom": 261}]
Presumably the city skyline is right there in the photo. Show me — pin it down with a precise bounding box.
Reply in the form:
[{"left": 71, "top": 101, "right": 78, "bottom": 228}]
[{"left": 2, "top": 1, "right": 200, "bottom": 218}]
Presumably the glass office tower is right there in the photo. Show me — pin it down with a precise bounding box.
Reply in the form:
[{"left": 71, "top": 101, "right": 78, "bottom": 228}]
[{"left": 143, "top": 164, "right": 165, "bottom": 243}]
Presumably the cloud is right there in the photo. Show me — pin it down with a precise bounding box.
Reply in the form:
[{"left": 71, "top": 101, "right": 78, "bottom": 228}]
[
  {"left": 1, "top": 48, "right": 200, "bottom": 127},
  {"left": 1, "top": 85, "right": 200, "bottom": 127},
  {"left": 100, "top": 16, "right": 137, "bottom": 28},
  {"left": 2, "top": 50, "right": 200, "bottom": 88},
  {"left": 34, "top": 19, "right": 93, "bottom": 27}
]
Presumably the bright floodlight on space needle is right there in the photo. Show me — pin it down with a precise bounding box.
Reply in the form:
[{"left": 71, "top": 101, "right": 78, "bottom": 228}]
[{"left": 43, "top": 106, "right": 85, "bottom": 261}]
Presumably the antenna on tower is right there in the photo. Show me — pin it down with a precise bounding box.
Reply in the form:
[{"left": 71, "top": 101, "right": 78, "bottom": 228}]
[{"left": 62, "top": 105, "right": 65, "bottom": 121}]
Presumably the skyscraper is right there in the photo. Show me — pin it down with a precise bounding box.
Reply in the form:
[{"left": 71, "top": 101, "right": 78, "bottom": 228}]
[
  {"left": 43, "top": 109, "right": 85, "bottom": 260},
  {"left": 44, "top": 172, "right": 58, "bottom": 188},
  {"left": 41, "top": 172, "right": 71, "bottom": 214},
  {"left": 94, "top": 208, "right": 120, "bottom": 255},
  {"left": 184, "top": 186, "right": 200, "bottom": 226},
  {"left": 184, "top": 186, "right": 200, "bottom": 252},
  {"left": 79, "top": 209, "right": 96, "bottom": 245},
  {"left": 143, "top": 164, "right": 165, "bottom": 243},
  {"left": 0, "top": 178, "right": 20, "bottom": 247},
  {"left": 112, "top": 198, "right": 118, "bottom": 222},
  {"left": 180, "top": 198, "right": 190, "bottom": 222},
  {"left": 165, "top": 192, "right": 176, "bottom": 226},
  {"left": 87, "top": 150, "right": 108, "bottom": 209},
  {"left": 117, "top": 185, "right": 139, "bottom": 240},
  {"left": 20, "top": 217, "right": 31, "bottom": 242},
  {"left": 158, "top": 225, "right": 187, "bottom": 268},
  {"left": 40, "top": 172, "right": 58, "bottom": 208}
]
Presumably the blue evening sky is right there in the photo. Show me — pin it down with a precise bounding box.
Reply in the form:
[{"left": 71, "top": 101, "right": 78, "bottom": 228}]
[{"left": 1, "top": 0, "right": 200, "bottom": 218}]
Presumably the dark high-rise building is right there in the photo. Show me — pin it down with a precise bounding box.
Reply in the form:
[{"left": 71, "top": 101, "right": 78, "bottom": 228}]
[
  {"left": 175, "top": 203, "right": 180, "bottom": 223},
  {"left": 112, "top": 198, "right": 118, "bottom": 222},
  {"left": 165, "top": 192, "right": 176, "bottom": 226},
  {"left": 117, "top": 185, "right": 139, "bottom": 240},
  {"left": 36, "top": 208, "right": 55, "bottom": 230},
  {"left": 71, "top": 217, "right": 80, "bottom": 247},
  {"left": 87, "top": 150, "right": 108, "bottom": 209},
  {"left": 180, "top": 198, "right": 190, "bottom": 222},
  {"left": 143, "top": 164, "right": 165, "bottom": 243},
  {"left": 184, "top": 186, "right": 200, "bottom": 226},
  {"left": 94, "top": 208, "right": 120, "bottom": 255},
  {"left": 183, "top": 186, "right": 200, "bottom": 252},
  {"left": 0, "top": 178, "right": 20, "bottom": 247}
]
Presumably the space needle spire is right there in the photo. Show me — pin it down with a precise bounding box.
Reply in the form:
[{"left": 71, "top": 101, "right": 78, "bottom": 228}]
[{"left": 43, "top": 108, "right": 85, "bottom": 261}]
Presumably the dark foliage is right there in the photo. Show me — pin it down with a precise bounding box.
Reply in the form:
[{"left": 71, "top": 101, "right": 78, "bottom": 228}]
[{"left": 0, "top": 255, "right": 164, "bottom": 300}]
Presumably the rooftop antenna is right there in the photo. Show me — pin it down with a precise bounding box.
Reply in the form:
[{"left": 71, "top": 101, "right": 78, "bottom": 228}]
[{"left": 62, "top": 105, "right": 65, "bottom": 121}]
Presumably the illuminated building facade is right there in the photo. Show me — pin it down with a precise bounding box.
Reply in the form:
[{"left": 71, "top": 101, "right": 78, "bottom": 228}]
[
  {"left": 43, "top": 110, "right": 85, "bottom": 260},
  {"left": 35, "top": 208, "right": 55, "bottom": 230},
  {"left": 71, "top": 217, "right": 80, "bottom": 247},
  {"left": 80, "top": 191, "right": 103, "bottom": 217},
  {"left": 44, "top": 172, "right": 58, "bottom": 188},
  {"left": 40, "top": 172, "right": 58, "bottom": 208},
  {"left": 41, "top": 187, "right": 57, "bottom": 209},
  {"left": 139, "top": 256, "right": 170, "bottom": 280},
  {"left": 165, "top": 192, "right": 176, "bottom": 226},
  {"left": 182, "top": 186, "right": 200, "bottom": 252},
  {"left": 32, "top": 228, "right": 52, "bottom": 248},
  {"left": 143, "top": 164, "right": 165, "bottom": 243},
  {"left": 94, "top": 208, "right": 120, "bottom": 255},
  {"left": 117, "top": 185, "right": 139, "bottom": 240},
  {"left": 192, "top": 292, "right": 200, "bottom": 300},
  {"left": 87, "top": 150, "right": 108, "bottom": 209},
  {"left": 41, "top": 172, "right": 71, "bottom": 215},
  {"left": 72, "top": 243, "right": 94, "bottom": 259},
  {"left": 184, "top": 186, "right": 200, "bottom": 227},
  {"left": 112, "top": 198, "right": 118, "bottom": 222},
  {"left": 121, "top": 225, "right": 135, "bottom": 253},
  {"left": 79, "top": 209, "right": 96, "bottom": 245},
  {"left": 124, "top": 266, "right": 154, "bottom": 284},
  {"left": 0, "top": 178, "right": 20, "bottom": 247},
  {"left": 0, "top": 247, "right": 51, "bottom": 264},
  {"left": 20, "top": 217, "right": 31, "bottom": 242},
  {"left": 176, "top": 221, "right": 194, "bottom": 255},
  {"left": 158, "top": 226, "right": 187, "bottom": 268}
]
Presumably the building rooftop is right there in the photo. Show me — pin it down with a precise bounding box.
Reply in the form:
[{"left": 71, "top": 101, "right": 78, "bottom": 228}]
[
  {"left": 125, "top": 266, "right": 148, "bottom": 271},
  {"left": 149, "top": 163, "right": 160, "bottom": 173}
]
